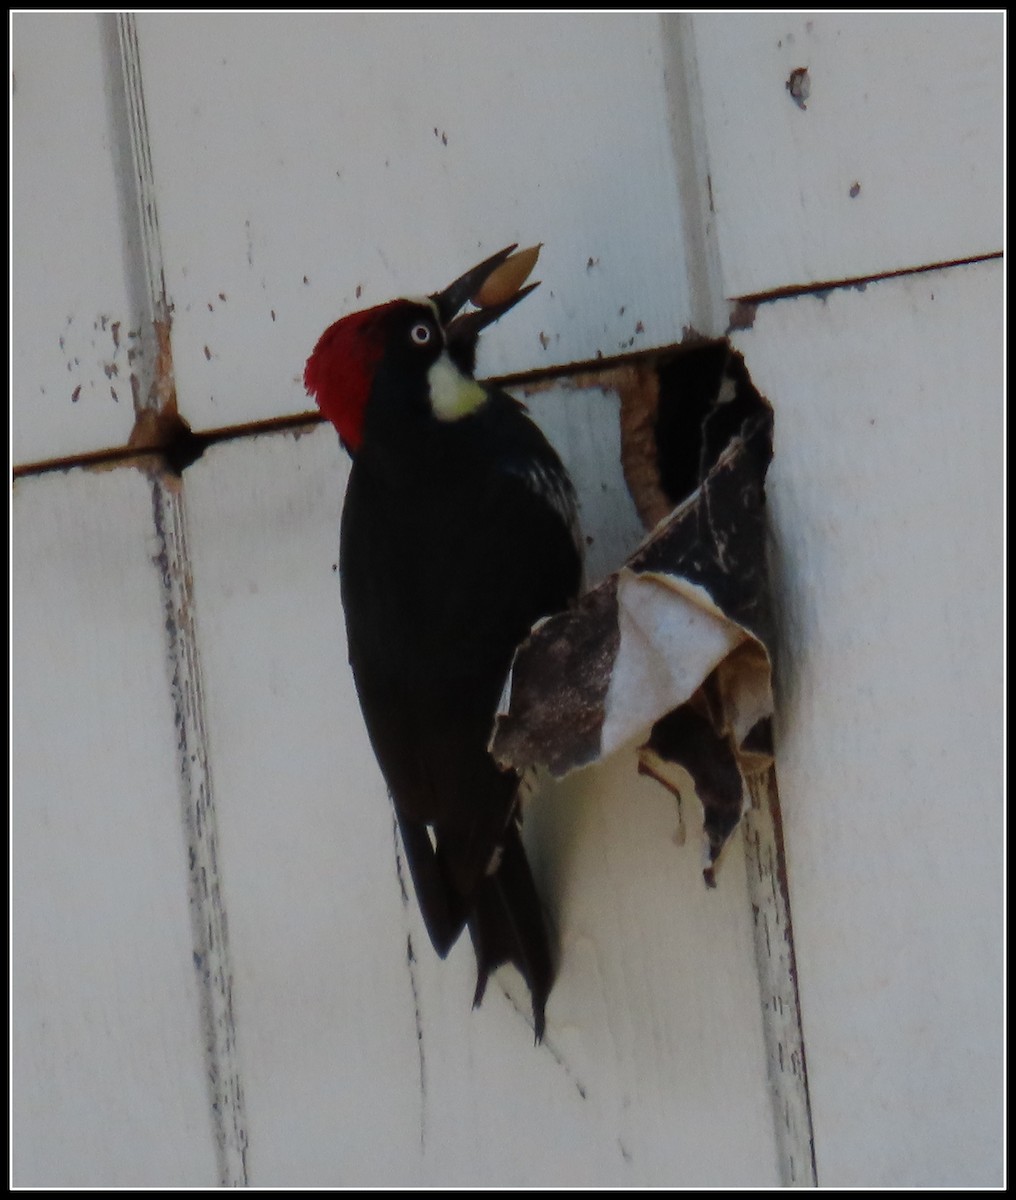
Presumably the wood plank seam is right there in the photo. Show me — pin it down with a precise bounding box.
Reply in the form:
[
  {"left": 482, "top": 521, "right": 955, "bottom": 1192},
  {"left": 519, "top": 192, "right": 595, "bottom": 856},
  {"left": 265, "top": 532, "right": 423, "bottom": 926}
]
[
  {"left": 115, "top": 14, "right": 250, "bottom": 1184},
  {"left": 661, "top": 15, "right": 819, "bottom": 1183},
  {"left": 148, "top": 476, "right": 250, "bottom": 1186},
  {"left": 744, "top": 769, "right": 818, "bottom": 1186}
]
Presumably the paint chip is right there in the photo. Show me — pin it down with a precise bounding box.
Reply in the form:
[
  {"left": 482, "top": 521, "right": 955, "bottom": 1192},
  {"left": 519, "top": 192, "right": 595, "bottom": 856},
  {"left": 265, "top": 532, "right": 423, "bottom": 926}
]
[{"left": 786, "top": 67, "right": 810, "bottom": 110}]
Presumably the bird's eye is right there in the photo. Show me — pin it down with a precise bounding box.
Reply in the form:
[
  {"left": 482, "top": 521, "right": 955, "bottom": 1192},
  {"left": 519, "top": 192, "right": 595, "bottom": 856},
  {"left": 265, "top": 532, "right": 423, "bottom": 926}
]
[{"left": 410, "top": 323, "right": 432, "bottom": 346}]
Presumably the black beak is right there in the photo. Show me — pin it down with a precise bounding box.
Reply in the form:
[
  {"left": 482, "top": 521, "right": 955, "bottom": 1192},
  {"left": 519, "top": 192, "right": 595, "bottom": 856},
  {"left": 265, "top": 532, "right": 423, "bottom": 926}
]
[
  {"left": 432, "top": 244, "right": 518, "bottom": 324},
  {"left": 431, "top": 245, "right": 540, "bottom": 372},
  {"left": 443, "top": 281, "right": 540, "bottom": 350}
]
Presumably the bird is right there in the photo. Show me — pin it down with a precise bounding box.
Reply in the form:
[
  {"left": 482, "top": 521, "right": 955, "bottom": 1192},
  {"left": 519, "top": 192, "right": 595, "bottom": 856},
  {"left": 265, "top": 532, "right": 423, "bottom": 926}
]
[{"left": 304, "top": 245, "right": 582, "bottom": 1040}]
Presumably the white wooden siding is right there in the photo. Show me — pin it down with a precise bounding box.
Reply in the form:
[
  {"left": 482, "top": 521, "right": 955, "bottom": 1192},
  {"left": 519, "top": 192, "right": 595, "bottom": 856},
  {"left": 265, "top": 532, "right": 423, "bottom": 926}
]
[
  {"left": 181, "top": 423, "right": 779, "bottom": 1186},
  {"left": 689, "top": 12, "right": 1003, "bottom": 296},
  {"left": 12, "top": 14, "right": 148, "bottom": 465},
  {"left": 731, "top": 260, "right": 1004, "bottom": 1186},
  {"left": 131, "top": 12, "right": 699, "bottom": 434},
  {"left": 12, "top": 10, "right": 1004, "bottom": 1189},
  {"left": 11, "top": 467, "right": 219, "bottom": 1185}
]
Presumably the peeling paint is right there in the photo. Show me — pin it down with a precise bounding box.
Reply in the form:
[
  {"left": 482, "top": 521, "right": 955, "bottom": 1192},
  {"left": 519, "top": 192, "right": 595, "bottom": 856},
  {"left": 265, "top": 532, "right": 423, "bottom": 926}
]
[
  {"left": 146, "top": 465, "right": 247, "bottom": 1180},
  {"left": 743, "top": 770, "right": 818, "bottom": 1185},
  {"left": 127, "top": 316, "right": 182, "bottom": 457},
  {"left": 727, "top": 300, "right": 758, "bottom": 332},
  {"left": 786, "top": 67, "right": 811, "bottom": 110}
]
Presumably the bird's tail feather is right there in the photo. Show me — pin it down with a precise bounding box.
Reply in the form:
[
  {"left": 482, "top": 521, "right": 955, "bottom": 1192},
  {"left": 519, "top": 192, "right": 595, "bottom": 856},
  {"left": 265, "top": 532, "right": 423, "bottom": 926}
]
[{"left": 467, "top": 822, "right": 554, "bottom": 1042}]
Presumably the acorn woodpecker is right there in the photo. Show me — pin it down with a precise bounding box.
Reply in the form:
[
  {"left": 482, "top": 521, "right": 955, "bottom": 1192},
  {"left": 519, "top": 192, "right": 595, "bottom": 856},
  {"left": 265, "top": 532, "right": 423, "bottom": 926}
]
[{"left": 305, "top": 246, "right": 582, "bottom": 1040}]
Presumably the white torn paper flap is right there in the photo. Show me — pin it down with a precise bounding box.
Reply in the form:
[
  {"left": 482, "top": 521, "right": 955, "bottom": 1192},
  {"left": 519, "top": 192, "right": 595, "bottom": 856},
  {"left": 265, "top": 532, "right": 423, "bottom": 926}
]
[{"left": 600, "top": 569, "right": 744, "bottom": 760}]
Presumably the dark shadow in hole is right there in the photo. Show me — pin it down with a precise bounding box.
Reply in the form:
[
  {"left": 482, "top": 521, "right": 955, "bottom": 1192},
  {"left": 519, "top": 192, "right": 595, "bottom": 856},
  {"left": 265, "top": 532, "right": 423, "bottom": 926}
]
[{"left": 655, "top": 340, "right": 771, "bottom": 509}]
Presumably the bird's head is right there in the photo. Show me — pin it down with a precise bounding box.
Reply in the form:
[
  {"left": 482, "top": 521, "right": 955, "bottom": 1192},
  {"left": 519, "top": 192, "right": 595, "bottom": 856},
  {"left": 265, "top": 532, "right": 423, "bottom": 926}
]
[{"left": 305, "top": 244, "right": 539, "bottom": 454}]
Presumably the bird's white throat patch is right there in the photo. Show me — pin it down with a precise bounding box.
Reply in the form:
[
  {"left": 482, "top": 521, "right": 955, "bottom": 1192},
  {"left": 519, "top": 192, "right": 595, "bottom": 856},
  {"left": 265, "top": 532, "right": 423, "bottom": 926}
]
[{"left": 427, "top": 352, "right": 487, "bottom": 422}]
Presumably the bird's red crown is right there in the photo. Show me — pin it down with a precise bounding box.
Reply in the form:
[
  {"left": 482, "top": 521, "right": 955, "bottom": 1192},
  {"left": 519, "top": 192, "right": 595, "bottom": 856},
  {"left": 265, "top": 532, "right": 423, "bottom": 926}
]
[{"left": 304, "top": 301, "right": 404, "bottom": 453}]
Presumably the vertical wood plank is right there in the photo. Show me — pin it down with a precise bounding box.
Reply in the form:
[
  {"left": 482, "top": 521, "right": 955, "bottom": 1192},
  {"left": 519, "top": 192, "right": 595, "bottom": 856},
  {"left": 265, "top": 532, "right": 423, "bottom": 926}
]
[
  {"left": 743, "top": 770, "right": 817, "bottom": 1186},
  {"left": 12, "top": 13, "right": 150, "bottom": 465},
  {"left": 115, "top": 17, "right": 250, "bottom": 1180},
  {"left": 182, "top": 427, "right": 426, "bottom": 1184},
  {"left": 148, "top": 473, "right": 250, "bottom": 1185},
  {"left": 12, "top": 468, "right": 219, "bottom": 1186},
  {"left": 732, "top": 260, "right": 1003, "bottom": 1186}
]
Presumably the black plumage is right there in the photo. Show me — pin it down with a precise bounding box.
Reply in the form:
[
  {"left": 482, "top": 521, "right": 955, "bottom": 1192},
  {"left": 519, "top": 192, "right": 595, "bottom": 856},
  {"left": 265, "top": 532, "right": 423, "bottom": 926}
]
[{"left": 307, "top": 253, "right": 581, "bottom": 1039}]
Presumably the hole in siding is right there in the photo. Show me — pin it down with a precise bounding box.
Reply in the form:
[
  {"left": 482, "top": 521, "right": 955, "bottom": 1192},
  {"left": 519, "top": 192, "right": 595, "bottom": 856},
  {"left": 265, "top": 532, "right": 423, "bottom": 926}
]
[
  {"left": 129, "top": 404, "right": 207, "bottom": 476},
  {"left": 620, "top": 338, "right": 771, "bottom": 529},
  {"left": 161, "top": 412, "right": 208, "bottom": 475},
  {"left": 125, "top": 314, "right": 206, "bottom": 475}
]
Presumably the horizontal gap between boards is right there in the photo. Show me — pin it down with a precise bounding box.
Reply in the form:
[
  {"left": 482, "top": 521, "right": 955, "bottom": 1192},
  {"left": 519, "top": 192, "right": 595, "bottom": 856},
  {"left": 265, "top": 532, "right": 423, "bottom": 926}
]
[
  {"left": 13, "top": 250, "right": 1001, "bottom": 480},
  {"left": 732, "top": 250, "right": 1002, "bottom": 307}
]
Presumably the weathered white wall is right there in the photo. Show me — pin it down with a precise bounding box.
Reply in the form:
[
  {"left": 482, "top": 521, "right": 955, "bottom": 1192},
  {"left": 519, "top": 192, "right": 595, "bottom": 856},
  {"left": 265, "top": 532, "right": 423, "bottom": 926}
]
[
  {"left": 689, "top": 13, "right": 1002, "bottom": 295},
  {"left": 12, "top": 10, "right": 1003, "bottom": 1189},
  {"left": 682, "top": 14, "right": 1004, "bottom": 1184},
  {"left": 12, "top": 13, "right": 146, "bottom": 464},
  {"left": 11, "top": 467, "right": 218, "bottom": 1186},
  {"left": 181, "top": 421, "right": 778, "bottom": 1187},
  {"left": 132, "top": 12, "right": 701, "bottom": 432},
  {"left": 732, "top": 262, "right": 1004, "bottom": 1187}
]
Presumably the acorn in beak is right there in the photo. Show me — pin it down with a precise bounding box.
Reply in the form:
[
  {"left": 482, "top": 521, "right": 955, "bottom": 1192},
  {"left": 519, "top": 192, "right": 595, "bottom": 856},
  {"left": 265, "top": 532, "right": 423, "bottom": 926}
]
[{"left": 432, "top": 244, "right": 541, "bottom": 372}]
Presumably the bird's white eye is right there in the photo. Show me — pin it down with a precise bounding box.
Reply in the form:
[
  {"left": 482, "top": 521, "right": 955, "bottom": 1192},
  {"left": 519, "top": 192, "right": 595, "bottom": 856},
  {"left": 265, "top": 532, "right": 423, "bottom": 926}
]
[{"left": 410, "top": 323, "right": 432, "bottom": 346}]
